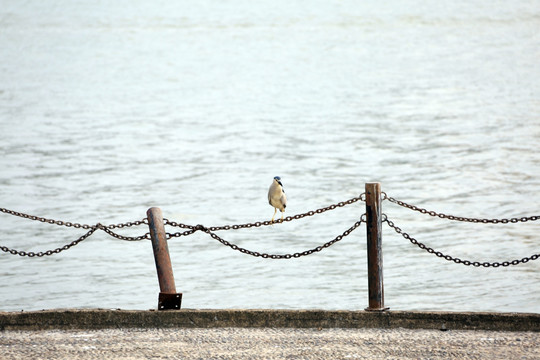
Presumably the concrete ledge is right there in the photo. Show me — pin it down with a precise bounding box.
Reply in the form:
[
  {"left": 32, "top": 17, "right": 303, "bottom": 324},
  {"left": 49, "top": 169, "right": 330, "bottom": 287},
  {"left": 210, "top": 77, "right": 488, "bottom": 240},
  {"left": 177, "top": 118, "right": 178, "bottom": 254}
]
[{"left": 0, "top": 309, "right": 538, "bottom": 332}]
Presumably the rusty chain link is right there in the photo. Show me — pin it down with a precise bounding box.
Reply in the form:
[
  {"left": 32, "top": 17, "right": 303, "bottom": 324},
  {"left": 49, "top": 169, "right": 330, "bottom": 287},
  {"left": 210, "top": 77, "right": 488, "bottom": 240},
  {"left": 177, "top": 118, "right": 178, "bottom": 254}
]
[
  {"left": 98, "top": 225, "right": 151, "bottom": 241},
  {"left": 188, "top": 219, "right": 364, "bottom": 259},
  {"left": 0, "top": 208, "right": 151, "bottom": 256},
  {"left": 2, "top": 191, "right": 537, "bottom": 262},
  {"left": 0, "top": 226, "right": 99, "bottom": 257},
  {"left": 162, "top": 195, "right": 367, "bottom": 257},
  {"left": 384, "top": 216, "right": 540, "bottom": 267},
  {"left": 382, "top": 194, "right": 539, "bottom": 224},
  {"left": 165, "top": 228, "right": 197, "bottom": 239},
  {"left": 0, "top": 196, "right": 365, "bottom": 257},
  {"left": 0, "top": 207, "right": 149, "bottom": 230},
  {"left": 0, "top": 224, "right": 152, "bottom": 257},
  {"left": 164, "top": 194, "right": 365, "bottom": 233}
]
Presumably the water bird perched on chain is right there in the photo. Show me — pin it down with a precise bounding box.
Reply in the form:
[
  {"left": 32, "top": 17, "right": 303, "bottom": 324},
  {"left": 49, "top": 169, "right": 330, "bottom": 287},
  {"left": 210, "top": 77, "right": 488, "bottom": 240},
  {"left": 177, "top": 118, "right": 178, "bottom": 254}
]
[{"left": 268, "top": 176, "right": 287, "bottom": 223}]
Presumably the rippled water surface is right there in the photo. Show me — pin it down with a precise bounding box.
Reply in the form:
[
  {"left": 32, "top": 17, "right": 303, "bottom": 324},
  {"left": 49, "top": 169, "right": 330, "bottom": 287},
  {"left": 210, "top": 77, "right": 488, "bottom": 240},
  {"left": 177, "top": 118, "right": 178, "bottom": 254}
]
[{"left": 1, "top": 0, "right": 539, "bottom": 313}]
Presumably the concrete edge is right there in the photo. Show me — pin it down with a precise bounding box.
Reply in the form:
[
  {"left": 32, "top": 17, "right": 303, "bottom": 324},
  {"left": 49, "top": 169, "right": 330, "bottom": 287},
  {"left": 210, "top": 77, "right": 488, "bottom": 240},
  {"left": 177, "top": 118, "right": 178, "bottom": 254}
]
[{"left": 1, "top": 309, "right": 539, "bottom": 332}]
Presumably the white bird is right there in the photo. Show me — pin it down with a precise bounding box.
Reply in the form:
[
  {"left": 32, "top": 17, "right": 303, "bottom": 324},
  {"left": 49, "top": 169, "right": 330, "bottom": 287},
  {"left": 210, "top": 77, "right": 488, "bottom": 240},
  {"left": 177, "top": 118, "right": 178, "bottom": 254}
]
[{"left": 268, "top": 176, "right": 287, "bottom": 223}]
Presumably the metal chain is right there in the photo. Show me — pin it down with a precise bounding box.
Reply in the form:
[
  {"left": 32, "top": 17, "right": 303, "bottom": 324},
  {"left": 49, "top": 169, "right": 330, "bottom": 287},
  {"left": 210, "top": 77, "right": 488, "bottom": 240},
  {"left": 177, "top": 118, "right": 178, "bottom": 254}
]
[
  {"left": 0, "top": 207, "right": 148, "bottom": 229},
  {"left": 105, "top": 219, "right": 149, "bottom": 229},
  {"left": 163, "top": 219, "right": 195, "bottom": 230},
  {"left": 384, "top": 216, "right": 540, "bottom": 267},
  {"left": 164, "top": 194, "right": 365, "bottom": 232},
  {"left": 187, "top": 219, "right": 364, "bottom": 259},
  {"left": 0, "top": 219, "right": 151, "bottom": 258},
  {"left": 382, "top": 194, "right": 540, "bottom": 224},
  {"left": 1, "top": 197, "right": 366, "bottom": 257},
  {"left": 98, "top": 225, "right": 151, "bottom": 241},
  {"left": 166, "top": 229, "right": 197, "bottom": 239},
  {"left": 0, "top": 226, "right": 98, "bottom": 257}
]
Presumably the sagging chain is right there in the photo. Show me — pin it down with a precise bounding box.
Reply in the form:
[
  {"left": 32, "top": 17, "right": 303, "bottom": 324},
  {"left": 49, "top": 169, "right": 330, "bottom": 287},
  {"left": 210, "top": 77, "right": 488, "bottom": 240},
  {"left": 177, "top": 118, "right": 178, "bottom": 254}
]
[
  {"left": 384, "top": 216, "right": 540, "bottom": 267},
  {"left": 0, "top": 222, "right": 152, "bottom": 257},
  {"left": 0, "top": 195, "right": 365, "bottom": 257},
  {"left": 190, "top": 218, "right": 364, "bottom": 259},
  {"left": 0, "top": 207, "right": 151, "bottom": 257},
  {"left": 98, "top": 225, "right": 150, "bottom": 241},
  {"left": 162, "top": 196, "right": 366, "bottom": 258},
  {"left": 382, "top": 194, "right": 539, "bottom": 224},
  {"left": 4, "top": 191, "right": 537, "bottom": 262},
  {"left": 0, "top": 226, "right": 98, "bottom": 257}
]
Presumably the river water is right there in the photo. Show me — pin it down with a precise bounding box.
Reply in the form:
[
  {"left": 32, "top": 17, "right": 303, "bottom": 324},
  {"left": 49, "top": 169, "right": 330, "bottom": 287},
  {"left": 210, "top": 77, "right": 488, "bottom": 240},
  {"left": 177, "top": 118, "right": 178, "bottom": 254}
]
[{"left": 0, "top": 0, "right": 539, "bottom": 313}]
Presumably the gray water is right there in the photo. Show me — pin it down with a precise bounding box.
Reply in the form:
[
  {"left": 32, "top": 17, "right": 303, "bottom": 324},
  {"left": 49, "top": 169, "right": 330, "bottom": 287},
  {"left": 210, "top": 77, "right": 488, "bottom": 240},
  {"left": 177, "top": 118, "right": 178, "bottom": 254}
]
[{"left": 0, "top": 0, "right": 539, "bottom": 313}]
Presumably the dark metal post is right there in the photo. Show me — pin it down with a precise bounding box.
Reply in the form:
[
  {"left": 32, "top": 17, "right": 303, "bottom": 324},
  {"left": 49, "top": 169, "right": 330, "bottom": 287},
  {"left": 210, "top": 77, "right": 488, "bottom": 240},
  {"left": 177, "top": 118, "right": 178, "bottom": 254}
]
[
  {"left": 365, "top": 183, "right": 388, "bottom": 311},
  {"left": 147, "top": 207, "right": 182, "bottom": 310}
]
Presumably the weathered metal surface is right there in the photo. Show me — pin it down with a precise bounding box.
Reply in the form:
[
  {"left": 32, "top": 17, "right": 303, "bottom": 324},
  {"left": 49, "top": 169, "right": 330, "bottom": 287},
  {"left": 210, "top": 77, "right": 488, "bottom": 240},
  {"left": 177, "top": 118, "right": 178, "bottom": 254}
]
[
  {"left": 365, "top": 183, "right": 388, "bottom": 311},
  {"left": 158, "top": 293, "right": 182, "bottom": 310},
  {"left": 147, "top": 207, "right": 182, "bottom": 310}
]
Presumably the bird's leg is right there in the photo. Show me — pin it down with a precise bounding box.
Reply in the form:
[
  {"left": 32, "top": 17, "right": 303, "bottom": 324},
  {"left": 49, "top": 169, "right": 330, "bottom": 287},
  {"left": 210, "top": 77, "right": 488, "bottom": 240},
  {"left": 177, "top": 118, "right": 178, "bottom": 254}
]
[
  {"left": 271, "top": 208, "right": 277, "bottom": 223},
  {"left": 280, "top": 212, "right": 284, "bottom": 222}
]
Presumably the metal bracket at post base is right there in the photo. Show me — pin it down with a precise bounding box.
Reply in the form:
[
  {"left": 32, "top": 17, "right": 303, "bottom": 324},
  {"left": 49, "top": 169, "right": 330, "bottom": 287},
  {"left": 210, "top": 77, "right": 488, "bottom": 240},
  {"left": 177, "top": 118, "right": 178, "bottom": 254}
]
[{"left": 158, "top": 293, "right": 182, "bottom": 310}]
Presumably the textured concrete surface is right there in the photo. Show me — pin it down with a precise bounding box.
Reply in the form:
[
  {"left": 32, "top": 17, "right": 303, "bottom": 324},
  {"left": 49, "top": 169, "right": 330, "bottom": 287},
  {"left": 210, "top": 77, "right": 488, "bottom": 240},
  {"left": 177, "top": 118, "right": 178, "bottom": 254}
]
[
  {"left": 2, "top": 309, "right": 539, "bottom": 359},
  {"left": 1, "top": 327, "right": 539, "bottom": 359},
  {"left": 1, "top": 309, "right": 539, "bottom": 332}
]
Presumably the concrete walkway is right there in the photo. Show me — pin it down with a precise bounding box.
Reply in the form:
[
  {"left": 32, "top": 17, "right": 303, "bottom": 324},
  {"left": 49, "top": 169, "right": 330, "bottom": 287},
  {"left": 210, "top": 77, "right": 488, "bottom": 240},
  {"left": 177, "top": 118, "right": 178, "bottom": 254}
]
[
  {"left": 2, "top": 327, "right": 539, "bottom": 359},
  {"left": 1, "top": 309, "right": 539, "bottom": 359}
]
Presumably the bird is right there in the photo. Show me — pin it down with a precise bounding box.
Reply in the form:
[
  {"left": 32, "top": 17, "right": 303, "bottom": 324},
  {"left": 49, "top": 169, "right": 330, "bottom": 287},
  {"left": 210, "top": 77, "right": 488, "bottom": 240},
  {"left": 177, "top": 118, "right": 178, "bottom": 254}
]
[{"left": 268, "top": 176, "right": 287, "bottom": 223}]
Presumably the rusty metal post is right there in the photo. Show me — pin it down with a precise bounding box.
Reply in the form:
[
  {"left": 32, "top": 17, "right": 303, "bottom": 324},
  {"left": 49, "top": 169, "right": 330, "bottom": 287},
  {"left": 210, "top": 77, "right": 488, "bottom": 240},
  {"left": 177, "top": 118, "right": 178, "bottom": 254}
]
[
  {"left": 147, "top": 207, "right": 182, "bottom": 310},
  {"left": 365, "top": 183, "right": 389, "bottom": 311}
]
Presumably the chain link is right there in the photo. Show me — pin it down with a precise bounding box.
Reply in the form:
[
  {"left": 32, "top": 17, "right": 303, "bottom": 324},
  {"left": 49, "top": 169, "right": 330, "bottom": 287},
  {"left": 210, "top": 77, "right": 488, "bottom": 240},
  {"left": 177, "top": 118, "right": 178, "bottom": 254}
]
[
  {"left": 98, "top": 225, "right": 151, "bottom": 241},
  {"left": 163, "top": 219, "right": 195, "bottom": 230},
  {"left": 4, "top": 191, "right": 536, "bottom": 263},
  {"left": 0, "top": 226, "right": 98, "bottom": 257},
  {"left": 166, "top": 229, "right": 197, "bottom": 239},
  {"left": 106, "top": 219, "right": 149, "bottom": 229},
  {"left": 384, "top": 216, "right": 540, "bottom": 267},
  {"left": 0, "top": 223, "right": 152, "bottom": 257},
  {"left": 188, "top": 219, "right": 363, "bottom": 259},
  {"left": 382, "top": 194, "right": 539, "bottom": 224},
  {"left": 0, "top": 208, "right": 152, "bottom": 256},
  {"left": 0, "top": 207, "right": 148, "bottom": 229},
  {"left": 164, "top": 195, "right": 365, "bottom": 232},
  {"left": 0, "top": 197, "right": 365, "bottom": 257}
]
